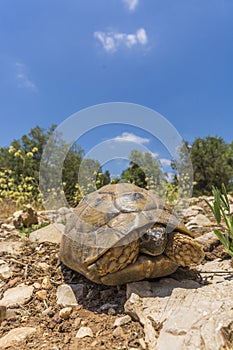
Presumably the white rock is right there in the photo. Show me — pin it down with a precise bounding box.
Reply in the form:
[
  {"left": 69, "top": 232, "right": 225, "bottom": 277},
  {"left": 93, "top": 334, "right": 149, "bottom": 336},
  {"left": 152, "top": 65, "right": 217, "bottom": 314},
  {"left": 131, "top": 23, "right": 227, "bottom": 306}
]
[
  {"left": 0, "top": 260, "right": 12, "bottom": 279},
  {"left": 0, "top": 284, "right": 34, "bottom": 307},
  {"left": 0, "top": 241, "right": 22, "bottom": 254},
  {"left": 1, "top": 223, "right": 15, "bottom": 231},
  {"left": 196, "top": 231, "right": 219, "bottom": 249},
  {"left": 125, "top": 259, "right": 233, "bottom": 350},
  {"left": 76, "top": 326, "right": 93, "bottom": 338},
  {"left": 196, "top": 259, "right": 233, "bottom": 283},
  {"left": 29, "top": 223, "right": 64, "bottom": 244},
  {"left": 183, "top": 206, "right": 203, "bottom": 218},
  {"left": 113, "top": 315, "right": 131, "bottom": 327},
  {"left": 0, "top": 327, "right": 36, "bottom": 348},
  {"left": 187, "top": 213, "right": 212, "bottom": 226},
  {"left": 56, "top": 284, "right": 78, "bottom": 306}
]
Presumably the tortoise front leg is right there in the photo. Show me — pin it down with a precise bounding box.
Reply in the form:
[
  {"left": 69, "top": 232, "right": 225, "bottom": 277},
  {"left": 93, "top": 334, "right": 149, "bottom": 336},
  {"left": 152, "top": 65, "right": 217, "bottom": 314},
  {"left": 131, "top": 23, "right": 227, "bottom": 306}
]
[{"left": 101, "top": 255, "right": 178, "bottom": 285}]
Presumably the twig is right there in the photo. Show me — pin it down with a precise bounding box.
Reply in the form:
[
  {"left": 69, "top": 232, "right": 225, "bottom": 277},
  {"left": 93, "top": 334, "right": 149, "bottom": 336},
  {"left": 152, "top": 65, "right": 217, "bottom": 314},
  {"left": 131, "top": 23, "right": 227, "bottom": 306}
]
[
  {"left": 17, "top": 303, "right": 31, "bottom": 315},
  {"left": 24, "top": 264, "right": 28, "bottom": 279},
  {"left": 9, "top": 258, "right": 27, "bottom": 266},
  {"left": 197, "top": 270, "right": 233, "bottom": 274},
  {"left": 49, "top": 278, "right": 62, "bottom": 285}
]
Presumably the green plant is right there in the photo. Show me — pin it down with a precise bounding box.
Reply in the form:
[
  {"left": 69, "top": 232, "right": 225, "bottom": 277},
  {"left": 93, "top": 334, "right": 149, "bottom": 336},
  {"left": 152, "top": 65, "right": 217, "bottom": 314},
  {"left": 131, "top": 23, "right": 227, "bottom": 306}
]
[
  {"left": 17, "top": 221, "right": 50, "bottom": 237},
  {"left": 205, "top": 184, "right": 233, "bottom": 257}
]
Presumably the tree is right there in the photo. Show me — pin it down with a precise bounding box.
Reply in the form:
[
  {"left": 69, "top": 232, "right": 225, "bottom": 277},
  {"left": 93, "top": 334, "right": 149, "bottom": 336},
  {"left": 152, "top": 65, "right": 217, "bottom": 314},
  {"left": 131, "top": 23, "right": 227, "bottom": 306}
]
[
  {"left": 191, "top": 136, "right": 233, "bottom": 195},
  {"left": 0, "top": 125, "right": 57, "bottom": 182},
  {"left": 121, "top": 150, "right": 167, "bottom": 193}
]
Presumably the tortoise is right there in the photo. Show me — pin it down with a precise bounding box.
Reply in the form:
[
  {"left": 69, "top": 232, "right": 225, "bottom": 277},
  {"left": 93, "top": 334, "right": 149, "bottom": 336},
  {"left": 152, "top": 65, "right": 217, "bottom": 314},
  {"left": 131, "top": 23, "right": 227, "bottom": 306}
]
[{"left": 60, "top": 183, "right": 204, "bottom": 285}]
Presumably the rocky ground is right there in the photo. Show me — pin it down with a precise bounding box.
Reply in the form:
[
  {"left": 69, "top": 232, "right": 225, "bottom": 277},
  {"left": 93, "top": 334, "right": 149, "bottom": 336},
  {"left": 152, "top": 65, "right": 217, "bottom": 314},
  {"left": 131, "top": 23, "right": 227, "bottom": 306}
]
[{"left": 0, "top": 196, "right": 233, "bottom": 350}]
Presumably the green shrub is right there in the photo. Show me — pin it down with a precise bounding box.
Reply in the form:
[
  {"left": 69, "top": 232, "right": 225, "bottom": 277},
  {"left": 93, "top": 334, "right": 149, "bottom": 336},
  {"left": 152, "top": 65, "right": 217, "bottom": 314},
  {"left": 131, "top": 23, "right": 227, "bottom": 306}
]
[{"left": 205, "top": 184, "right": 233, "bottom": 257}]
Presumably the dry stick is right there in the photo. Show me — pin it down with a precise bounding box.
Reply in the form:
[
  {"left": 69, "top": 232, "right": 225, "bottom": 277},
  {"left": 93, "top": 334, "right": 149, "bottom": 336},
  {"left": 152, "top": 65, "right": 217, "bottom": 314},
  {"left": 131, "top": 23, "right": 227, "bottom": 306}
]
[
  {"left": 17, "top": 303, "right": 31, "bottom": 315},
  {"left": 9, "top": 258, "right": 27, "bottom": 266},
  {"left": 197, "top": 270, "right": 233, "bottom": 274}
]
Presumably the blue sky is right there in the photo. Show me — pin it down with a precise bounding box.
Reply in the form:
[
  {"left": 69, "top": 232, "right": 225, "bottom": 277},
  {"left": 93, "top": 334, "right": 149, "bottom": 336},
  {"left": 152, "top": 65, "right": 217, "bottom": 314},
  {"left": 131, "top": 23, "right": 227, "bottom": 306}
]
[{"left": 0, "top": 0, "right": 233, "bottom": 176}]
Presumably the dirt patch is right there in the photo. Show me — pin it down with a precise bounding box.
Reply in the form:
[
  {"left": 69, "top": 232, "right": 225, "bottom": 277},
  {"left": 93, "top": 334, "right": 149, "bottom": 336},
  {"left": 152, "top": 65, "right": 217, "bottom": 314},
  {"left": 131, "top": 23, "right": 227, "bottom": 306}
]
[{"left": 0, "top": 234, "right": 146, "bottom": 350}]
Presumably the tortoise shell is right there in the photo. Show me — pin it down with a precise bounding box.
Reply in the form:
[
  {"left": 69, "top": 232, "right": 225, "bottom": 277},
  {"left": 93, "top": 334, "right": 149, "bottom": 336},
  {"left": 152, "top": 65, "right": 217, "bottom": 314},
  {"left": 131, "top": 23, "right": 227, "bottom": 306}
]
[{"left": 60, "top": 183, "right": 204, "bottom": 285}]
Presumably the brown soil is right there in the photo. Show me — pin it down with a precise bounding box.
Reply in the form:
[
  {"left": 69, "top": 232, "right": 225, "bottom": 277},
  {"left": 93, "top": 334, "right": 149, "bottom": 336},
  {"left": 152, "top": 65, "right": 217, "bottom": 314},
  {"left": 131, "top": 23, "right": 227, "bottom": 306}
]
[{"left": 0, "top": 232, "right": 146, "bottom": 350}]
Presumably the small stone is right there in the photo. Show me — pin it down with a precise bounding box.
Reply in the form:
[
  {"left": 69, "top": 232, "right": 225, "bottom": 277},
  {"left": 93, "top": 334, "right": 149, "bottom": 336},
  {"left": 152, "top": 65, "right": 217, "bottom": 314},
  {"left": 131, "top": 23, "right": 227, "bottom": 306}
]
[
  {"left": 42, "top": 307, "right": 53, "bottom": 316},
  {"left": 37, "top": 262, "right": 50, "bottom": 270},
  {"left": 74, "top": 317, "right": 82, "bottom": 328},
  {"left": 90, "top": 340, "right": 98, "bottom": 347},
  {"left": 76, "top": 326, "right": 94, "bottom": 338},
  {"left": 59, "top": 307, "right": 73, "bottom": 319},
  {"left": 113, "top": 326, "right": 124, "bottom": 337},
  {"left": 98, "top": 303, "right": 118, "bottom": 312},
  {"left": 0, "top": 261, "right": 12, "bottom": 280},
  {"left": 42, "top": 277, "right": 51, "bottom": 289},
  {"left": 0, "top": 305, "right": 7, "bottom": 322},
  {"left": 100, "top": 289, "right": 113, "bottom": 299},
  {"left": 114, "top": 315, "right": 131, "bottom": 327},
  {"left": 36, "top": 290, "right": 47, "bottom": 300},
  {"left": 56, "top": 284, "right": 78, "bottom": 306},
  {"left": 108, "top": 307, "right": 116, "bottom": 315},
  {"left": 0, "top": 327, "right": 36, "bottom": 348},
  {"left": 33, "top": 282, "right": 41, "bottom": 289},
  {"left": 0, "top": 284, "right": 34, "bottom": 307}
]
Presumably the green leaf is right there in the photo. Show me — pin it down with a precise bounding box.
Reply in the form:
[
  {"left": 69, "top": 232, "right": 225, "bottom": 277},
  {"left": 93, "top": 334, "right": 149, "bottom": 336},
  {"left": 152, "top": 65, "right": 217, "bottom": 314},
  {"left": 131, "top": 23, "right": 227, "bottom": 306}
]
[
  {"left": 214, "top": 230, "right": 229, "bottom": 248},
  {"left": 213, "top": 201, "right": 221, "bottom": 223},
  {"left": 205, "top": 199, "right": 214, "bottom": 213},
  {"left": 221, "top": 183, "right": 230, "bottom": 210}
]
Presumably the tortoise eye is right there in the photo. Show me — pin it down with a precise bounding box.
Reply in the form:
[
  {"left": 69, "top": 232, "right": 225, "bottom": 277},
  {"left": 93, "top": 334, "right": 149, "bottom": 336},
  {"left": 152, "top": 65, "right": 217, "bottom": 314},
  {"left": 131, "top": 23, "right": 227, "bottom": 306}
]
[{"left": 142, "top": 233, "right": 150, "bottom": 241}]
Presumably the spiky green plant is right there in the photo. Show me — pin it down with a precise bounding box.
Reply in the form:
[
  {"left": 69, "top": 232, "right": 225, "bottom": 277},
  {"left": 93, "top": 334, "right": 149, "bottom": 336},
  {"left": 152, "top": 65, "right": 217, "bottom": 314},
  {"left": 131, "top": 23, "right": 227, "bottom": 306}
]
[{"left": 205, "top": 184, "right": 233, "bottom": 257}]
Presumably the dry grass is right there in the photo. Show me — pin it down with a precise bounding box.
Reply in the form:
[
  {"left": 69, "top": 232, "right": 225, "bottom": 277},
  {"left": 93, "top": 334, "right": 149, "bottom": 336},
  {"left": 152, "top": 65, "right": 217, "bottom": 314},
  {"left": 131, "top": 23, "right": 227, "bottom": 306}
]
[{"left": 0, "top": 199, "right": 18, "bottom": 219}]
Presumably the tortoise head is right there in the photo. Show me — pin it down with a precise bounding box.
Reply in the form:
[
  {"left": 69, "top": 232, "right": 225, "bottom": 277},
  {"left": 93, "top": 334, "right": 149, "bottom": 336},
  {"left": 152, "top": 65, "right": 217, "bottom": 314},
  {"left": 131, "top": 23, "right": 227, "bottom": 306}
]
[{"left": 139, "top": 224, "right": 168, "bottom": 256}]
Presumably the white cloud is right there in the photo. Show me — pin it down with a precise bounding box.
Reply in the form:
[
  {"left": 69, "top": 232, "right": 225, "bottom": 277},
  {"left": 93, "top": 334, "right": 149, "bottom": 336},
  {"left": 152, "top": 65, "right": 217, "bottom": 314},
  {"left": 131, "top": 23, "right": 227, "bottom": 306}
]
[
  {"left": 15, "top": 63, "right": 37, "bottom": 91},
  {"left": 136, "top": 28, "right": 148, "bottom": 45},
  {"left": 122, "top": 0, "right": 139, "bottom": 11},
  {"left": 150, "top": 152, "right": 159, "bottom": 158},
  {"left": 160, "top": 158, "right": 171, "bottom": 167},
  {"left": 113, "top": 132, "right": 150, "bottom": 144},
  {"left": 94, "top": 28, "right": 148, "bottom": 53}
]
